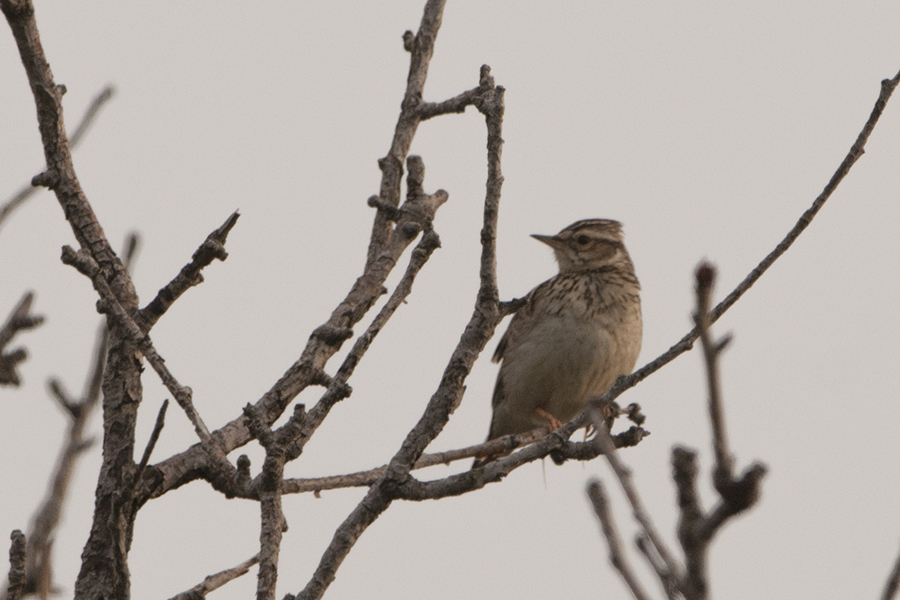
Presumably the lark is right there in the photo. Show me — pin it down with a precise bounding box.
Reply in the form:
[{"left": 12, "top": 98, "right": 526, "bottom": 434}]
[{"left": 474, "top": 219, "right": 642, "bottom": 467}]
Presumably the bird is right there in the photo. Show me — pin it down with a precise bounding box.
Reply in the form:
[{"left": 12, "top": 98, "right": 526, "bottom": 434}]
[{"left": 473, "top": 218, "right": 642, "bottom": 468}]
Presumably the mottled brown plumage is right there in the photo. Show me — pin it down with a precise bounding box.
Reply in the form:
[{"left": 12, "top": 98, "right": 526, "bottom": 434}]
[{"left": 474, "top": 219, "right": 642, "bottom": 467}]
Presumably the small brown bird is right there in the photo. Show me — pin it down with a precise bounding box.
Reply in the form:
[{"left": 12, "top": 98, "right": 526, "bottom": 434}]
[{"left": 474, "top": 219, "right": 642, "bottom": 467}]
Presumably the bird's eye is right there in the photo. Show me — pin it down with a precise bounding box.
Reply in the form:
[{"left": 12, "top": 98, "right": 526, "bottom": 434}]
[{"left": 576, "top": 235, "right": 591, "bottom": 246}]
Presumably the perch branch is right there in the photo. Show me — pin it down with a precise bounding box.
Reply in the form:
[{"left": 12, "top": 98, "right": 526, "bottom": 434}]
[{"left": 283, "top": 428, "right": 547, "bottom": 495}]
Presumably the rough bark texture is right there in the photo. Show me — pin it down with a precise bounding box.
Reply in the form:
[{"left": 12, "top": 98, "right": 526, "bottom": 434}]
[{"left": 4, "top": 0, "right": 899, "bottom": 598}]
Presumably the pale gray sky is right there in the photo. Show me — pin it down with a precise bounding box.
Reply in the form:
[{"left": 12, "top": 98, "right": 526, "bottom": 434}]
[{"left": 2, "top": 2, "right": 900, "bottom": 599}]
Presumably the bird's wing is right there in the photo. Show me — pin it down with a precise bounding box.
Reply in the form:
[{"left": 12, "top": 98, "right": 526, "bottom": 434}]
[
  {"left": 493, "top": 280, "right": 551, "bottom": 363},
  {"left": 492, "top": 300, "right": 530, "bottom": 363},
  {"left": 491, "top": 318, "right": 514, "bottom": 363}
]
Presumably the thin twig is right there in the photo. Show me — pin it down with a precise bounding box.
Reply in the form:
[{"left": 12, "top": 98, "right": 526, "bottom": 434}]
[
  {"left": 69, "top": 86, "right": 115, "bottom": 146},
  {"left": 586, "top": 479, "right": 654, "bottom": 600},
  {"left": 134, "top": 400, "right": 169, "bottom": 484},
  {"left": 591, "top": 69, "right": 900, "bottom": 414},
  {"left": 167, "top": 554, "right": 259, "bottom": 600},
  {"left": 0, "top": 85, "right": 114, "bottom": 232},
  {"left": 591, "top": 413, "right": 683, "bottom": 592},
  {"left": 710, "top": 69, "right": 900, "bottom": 326},
  {"left": 139, "top": 211, "right": 240, "bottom": 330},
  {"left": 419, "top": 85, "right": 481, "bottom": 120},
  {"left": 61, "top": 244, "right": 212, "bottom": 444},
  {"left": 635, "top": 536, "right": 679, "bottom": 600}
]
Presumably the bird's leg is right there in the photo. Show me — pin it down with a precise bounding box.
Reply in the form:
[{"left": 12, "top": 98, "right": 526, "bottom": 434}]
[{"left": 535, "top": 407, "right": 563, "bottom": 432}]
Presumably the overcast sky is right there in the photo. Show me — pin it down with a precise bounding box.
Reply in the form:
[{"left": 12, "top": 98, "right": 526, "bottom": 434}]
[{"left": 3, "top": 2, "right": 900, "bottom": 599}]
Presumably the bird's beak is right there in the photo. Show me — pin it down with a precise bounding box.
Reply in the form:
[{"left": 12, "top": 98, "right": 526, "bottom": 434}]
[{"left": 531, "top": 233, "right": 564, "bottom": 249}]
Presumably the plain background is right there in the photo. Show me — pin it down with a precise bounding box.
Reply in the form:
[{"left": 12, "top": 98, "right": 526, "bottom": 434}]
[{"left": 2, "top": 2, "right": 900, "bottom": 599}]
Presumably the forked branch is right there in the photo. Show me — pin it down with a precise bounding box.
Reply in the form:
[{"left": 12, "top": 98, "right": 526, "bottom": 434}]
[{"left": 0, "top": 292, "right": 44, "bottom": 386}]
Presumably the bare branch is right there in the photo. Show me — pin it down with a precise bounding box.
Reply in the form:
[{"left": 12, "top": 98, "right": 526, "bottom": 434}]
[
  {"left": 291, "top": 29, "right": 506, "bottom": 600},
  {"left": 243, "top": 402, "right": 308, "bottom": 600},
  {"left": 144, "top": 21, "right": 457, "bottom": 502},
  {"left": 140, "top": 211, "right": 240, "bottom": 330},
  {"left": 62, "top": 244, "right": 212, "bottom": 444},
  {"left": 420, "top": 85, "right": 481, "bottom": 120},
  {"left": 283, "top": 428, "right": 548, "bottom": 495},
  {"left": 167, "top": 554, "right": 259, "bottom": 600},
  {"left": 672, "top": 446, "right": 706, "bottom": 599},
  {"left": 396, "top": 426, "right": 646, "bottom": 501},
  {"left": 0, "top": 6, "right": 145, "bottom": 593},
  {"left": 5, "top": 234, "right": 137, "bottom": 599},
  {"left": 289, "top": 186, "right": 444, "bottom": 459},
  {"left": 587, "top": 479, "right": 654, "bottom": 600},
  {"left": 366, "top": 0, "right": 446, "bottom": 268}
]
